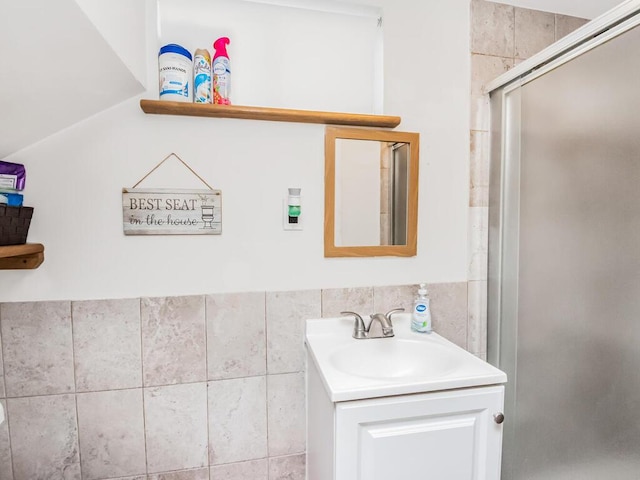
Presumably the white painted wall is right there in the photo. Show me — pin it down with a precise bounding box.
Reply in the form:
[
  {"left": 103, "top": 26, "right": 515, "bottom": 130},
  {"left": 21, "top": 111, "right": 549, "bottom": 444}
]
[
  {"left": 1, "top": 0, "right": 470, "bottom": 302},
  {"left": 493, "top": 0, "right": 623, "bottom": 19}
]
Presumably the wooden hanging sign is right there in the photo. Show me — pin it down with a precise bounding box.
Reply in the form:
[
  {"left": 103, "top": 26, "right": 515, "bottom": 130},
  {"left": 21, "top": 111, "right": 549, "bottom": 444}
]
[
  {"left": 122, "top": 153, "right": 222, "bottom": 236},
  {"left": 122, "top": 188, "right": 221, "bottom": 235}
]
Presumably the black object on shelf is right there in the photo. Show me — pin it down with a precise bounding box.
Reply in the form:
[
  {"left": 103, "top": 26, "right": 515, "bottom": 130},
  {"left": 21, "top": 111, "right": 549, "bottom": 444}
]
[{"left": 0, "top": 205, "right": 34, "bottom": 246}]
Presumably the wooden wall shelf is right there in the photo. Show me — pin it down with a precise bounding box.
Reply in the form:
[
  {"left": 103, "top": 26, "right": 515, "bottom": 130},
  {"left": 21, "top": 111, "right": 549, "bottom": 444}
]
[
  {"left": 0, "top": 243, "right": 44, "bottom": 270},
  {"left": 140, "top": 100, "right": 401, "bottom": 128}
]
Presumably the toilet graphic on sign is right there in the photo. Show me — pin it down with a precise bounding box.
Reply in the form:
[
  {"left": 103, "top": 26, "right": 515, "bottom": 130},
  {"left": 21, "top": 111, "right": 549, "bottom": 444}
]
[{"left": 201, "top": 204, "right": 215, "bottom": 229}]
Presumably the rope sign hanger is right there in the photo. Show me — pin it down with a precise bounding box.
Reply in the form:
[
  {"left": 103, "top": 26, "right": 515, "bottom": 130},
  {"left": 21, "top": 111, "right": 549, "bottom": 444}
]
[{"left": 131, "top": 152, "right": 214, "bottom": 190}]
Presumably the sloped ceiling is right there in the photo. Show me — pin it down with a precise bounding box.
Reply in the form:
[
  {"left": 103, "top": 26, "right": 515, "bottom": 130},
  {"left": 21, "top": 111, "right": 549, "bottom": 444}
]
[
  {"left": 74, "top": 0, "right": 147, "bottom": 86},
  {"left": 0, "top": 0, "right": 144, "bottom": 157}
]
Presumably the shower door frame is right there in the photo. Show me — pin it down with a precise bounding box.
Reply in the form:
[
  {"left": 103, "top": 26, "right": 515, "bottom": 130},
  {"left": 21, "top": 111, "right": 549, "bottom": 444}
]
[{"left": 487, "top": 3, "right": 640, "bottom": 478}]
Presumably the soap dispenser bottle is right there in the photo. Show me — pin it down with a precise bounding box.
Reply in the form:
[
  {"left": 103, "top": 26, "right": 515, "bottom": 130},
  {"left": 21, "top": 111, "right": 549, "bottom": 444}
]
[{"left": 411, "top": 283, "right": 432, "bottom": 333}]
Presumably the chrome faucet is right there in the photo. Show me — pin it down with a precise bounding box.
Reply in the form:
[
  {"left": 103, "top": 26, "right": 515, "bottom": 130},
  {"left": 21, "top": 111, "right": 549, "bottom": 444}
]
[{"left": 341, "top": 308, "right": 404, "bottom": 339}]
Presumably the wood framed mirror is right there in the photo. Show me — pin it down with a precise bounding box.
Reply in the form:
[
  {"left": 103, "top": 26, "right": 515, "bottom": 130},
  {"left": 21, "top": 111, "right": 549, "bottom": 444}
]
[{"left": 324, "top": 127, "right": 419, "bottom": 257}]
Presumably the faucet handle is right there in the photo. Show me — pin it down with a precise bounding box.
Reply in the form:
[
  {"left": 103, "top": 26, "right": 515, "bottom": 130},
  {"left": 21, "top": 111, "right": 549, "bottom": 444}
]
[
  {"left": 384, "top": 308, "right": 405, "bottom": 324},
  {"left": 341, "top": 311, "right": 367, "bottom": 339}
]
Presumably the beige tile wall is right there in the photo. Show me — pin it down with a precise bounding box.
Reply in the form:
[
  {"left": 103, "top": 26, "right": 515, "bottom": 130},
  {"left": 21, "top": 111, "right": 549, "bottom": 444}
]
[
  {"left": 468, "top": 0, "right": 588, "bottom": 360},
  {"left": 0, "top": 282, "right": 467, "bottom": 480}
]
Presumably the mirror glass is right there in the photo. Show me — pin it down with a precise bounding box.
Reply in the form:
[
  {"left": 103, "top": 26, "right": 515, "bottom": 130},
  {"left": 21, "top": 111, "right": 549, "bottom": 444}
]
[{"left": 325, "top": 127, "right": 419, "bottom": 257}]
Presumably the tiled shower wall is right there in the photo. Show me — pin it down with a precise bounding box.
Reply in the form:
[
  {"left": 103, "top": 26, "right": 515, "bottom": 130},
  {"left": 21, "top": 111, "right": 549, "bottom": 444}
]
[
  {"left": 0, "top": 283, "right": 467, "bottom": 480},
  {"left": 467, "top": 0, "right": 588, "bottom": 358}
]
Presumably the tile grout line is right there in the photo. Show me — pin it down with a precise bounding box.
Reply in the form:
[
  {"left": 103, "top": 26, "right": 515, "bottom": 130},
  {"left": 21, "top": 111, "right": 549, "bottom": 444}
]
[
  {"left": 467, "top": 281, "right": 474, "bottom": 353},
  {"left": 69, "top": 301, "right": 84, "bottom": 479},
  {"left": 263, "top": 292, "right": 268, "bottom": 379},
  {"left": 0, "top": 305, "right": 8, "bottom": 402},
  {"left": 0, "top": 305, "right": 16, "bottom": 480},
  {"left": 139, "top": 465, "right": 210, "bottom": 478},
  {"left": 265, "top": 292, "right": 270, "bottom": 377},
  {"left": 1, "top": 373, "right": 291, "bottom": 400},
  {"left": 464, "top": 282, "right": 470, "bottom": 351},
  {"left": 139, "top": 298, "right": 149, "bottom": 477},
  {"left": 470, "top": 51, "right": 517, "bottom": 63},
  {"left": 3, "top": 398, "right": 15, "bottom": 480},
  {"left": 204, "top": 295, "right": 212, "bottom": 469},
  {"left": 467, "top": 71, "right": 476, "bottom": 354},
  {"left": 512, "top": 5, "right": 517, "bottom": 60},
  {"left": 469, "top": 0, "right": 478, "bottom": 337},
  {"left": 264, "top": 291, "right": 272, "bottom": 478}
]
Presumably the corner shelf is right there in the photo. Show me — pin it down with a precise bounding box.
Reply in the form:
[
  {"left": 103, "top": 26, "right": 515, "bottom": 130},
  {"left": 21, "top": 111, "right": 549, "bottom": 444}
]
[
  {"left": 0, "top": 243, "right": 44, "bottom": 270},
  {"left": 140, "top": 100, "right": 401, "bottom": 128}
]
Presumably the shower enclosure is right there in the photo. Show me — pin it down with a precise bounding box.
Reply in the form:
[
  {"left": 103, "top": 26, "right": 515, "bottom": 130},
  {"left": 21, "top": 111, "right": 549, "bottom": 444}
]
[{"left": 487, "top": 3, "right": 640, "bottom": 479}]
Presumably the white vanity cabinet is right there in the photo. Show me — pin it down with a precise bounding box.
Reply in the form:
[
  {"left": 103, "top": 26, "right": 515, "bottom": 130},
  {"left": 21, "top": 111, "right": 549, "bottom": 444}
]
[
  {"left": 307, "top": 356, "right": 505, "bottom": 480},
  {"left": 305, "top": 316, "right": 507, "bottom": 480}
]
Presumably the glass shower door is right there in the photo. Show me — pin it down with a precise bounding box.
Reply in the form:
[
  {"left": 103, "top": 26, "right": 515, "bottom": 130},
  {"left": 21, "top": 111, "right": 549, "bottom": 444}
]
[{"left": 492, "top": 20, "right": 640, "bottom": 480}]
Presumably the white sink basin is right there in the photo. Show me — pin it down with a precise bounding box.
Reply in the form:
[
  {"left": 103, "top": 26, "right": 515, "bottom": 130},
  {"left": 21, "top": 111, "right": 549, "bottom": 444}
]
[
  {"left": 305, "top": 314, "right": 507, "bottom": 402},
  {"left": 329, "top": 339, "right": 459, "bottom": 380}
]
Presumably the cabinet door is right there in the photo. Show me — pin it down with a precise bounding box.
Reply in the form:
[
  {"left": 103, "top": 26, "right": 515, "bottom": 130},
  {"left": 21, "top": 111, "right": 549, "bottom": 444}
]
[{"left": 335, "top": 385, "right": 504, "bottom": 480}]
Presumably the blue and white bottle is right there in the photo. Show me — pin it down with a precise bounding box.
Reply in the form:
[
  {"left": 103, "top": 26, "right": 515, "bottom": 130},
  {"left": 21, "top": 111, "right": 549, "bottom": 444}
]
[{"left": 411, "top": 283, "right": 432, "bottom": 333}]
